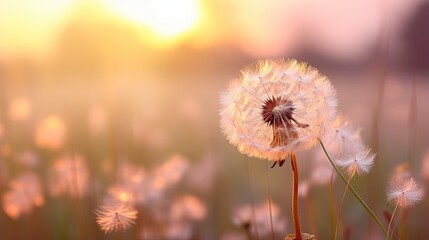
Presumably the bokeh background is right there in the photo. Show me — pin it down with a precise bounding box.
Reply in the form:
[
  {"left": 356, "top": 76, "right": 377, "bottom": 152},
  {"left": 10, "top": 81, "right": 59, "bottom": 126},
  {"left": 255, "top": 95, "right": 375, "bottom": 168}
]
[{"left": 1, "top": 0, "right": 429, "bottom": 239}]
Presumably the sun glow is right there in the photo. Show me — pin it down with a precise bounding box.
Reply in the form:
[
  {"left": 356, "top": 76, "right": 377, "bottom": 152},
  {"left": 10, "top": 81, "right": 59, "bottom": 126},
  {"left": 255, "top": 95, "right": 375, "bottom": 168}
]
[{"left": 103, "top": 0, "right": 200, "bottom": 39}]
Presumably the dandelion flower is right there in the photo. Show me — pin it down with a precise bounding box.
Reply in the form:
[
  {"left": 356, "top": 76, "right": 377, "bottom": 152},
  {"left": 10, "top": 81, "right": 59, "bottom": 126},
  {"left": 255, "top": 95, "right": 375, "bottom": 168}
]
[
  {"left": 220, "top": 59, "right": 337, "bottom": 162},
  {"left": 96, "top": 200, "right": 138, "bottom": 233},
  {"left": 386, "top": 176, "right": 424, "bottom": 208},
  {"left": 337, "top": 147, "right": 375, "bottom": 177}
]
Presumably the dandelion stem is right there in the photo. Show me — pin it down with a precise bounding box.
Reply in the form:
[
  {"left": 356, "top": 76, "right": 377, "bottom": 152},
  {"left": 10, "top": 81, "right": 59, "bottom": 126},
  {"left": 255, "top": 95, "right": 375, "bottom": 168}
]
[
  {"left": 319, "top": 139, "right": 387, "bottom": 237},
  {"left": 386, "top": 204, "right": 398, "bottom": 240},
  {"left": 291, "top": 153, "right": 303, "bottom": 240}
]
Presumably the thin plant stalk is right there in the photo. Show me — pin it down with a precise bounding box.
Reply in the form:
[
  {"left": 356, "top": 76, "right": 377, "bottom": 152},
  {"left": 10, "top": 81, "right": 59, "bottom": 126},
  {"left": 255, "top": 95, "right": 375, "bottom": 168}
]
[
  {"left": 334, "top": 177, "right": 352, "bottom": 240},
  {"left": 245, "top": 157, "right": 260, "bottom": 240},
  {"left": 329, "top": 170, "right": 336, "bottom": 239},
  {"left": 319, "top": 139, "right": 387, "bottom": 236},
  {"left": 291, "top": 153, "right": 303, "bottom": 240},
  {"left": 265, "top": 161, "right": 275, "bottom": 240},
  {"left": 398, "top": 210, "right": 408, "bottom": 240},
  {"left": 386, "top": 204, "right": 398, "bottom": 240},
  {"left": 303, "top": 197, "right": 317, "bottom": 237}
]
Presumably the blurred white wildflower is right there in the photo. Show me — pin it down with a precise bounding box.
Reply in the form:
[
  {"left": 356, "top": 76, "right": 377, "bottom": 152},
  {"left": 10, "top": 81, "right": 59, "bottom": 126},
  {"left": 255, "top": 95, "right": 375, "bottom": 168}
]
[
  {"left": 220, "top": 59, "right": 337, "bottom": 162},
  {"left": 9, "top": 97, "right": 32, "bottom": 121},
  {"left": 171, "top": 194, "right": 206, "bottom": 221},
  {"left": 386, "top": 176, "right": 424, "bottom": 209},
  {"left": 150, "top": 154, "right": 189, "bottom": 191},
  {"left": 107, "top": 162, "right": 147, "bottom": 205},
  {"left": 48, "top": 154, "right": 89, "bottom": 198},
  {"left": 185, "top": 154, "right": 218, "bottom": 194},
  {"left": 109, "top": 156, "right": 189, "bottom": 206},
  {"left": 232, "top": 200, "right": 287, "bottom": 237},
  {"left": 337, "top": 147, "right": 375, "bottom": 178},
  {"left": 34, "top": 115, "right": 66, "bottom": 151},
  {"left": 2, "top": 172, "right": 44, "bottom": 219},
  {"left": 95, "top": 199, "right": 138, "bottom": 233}
]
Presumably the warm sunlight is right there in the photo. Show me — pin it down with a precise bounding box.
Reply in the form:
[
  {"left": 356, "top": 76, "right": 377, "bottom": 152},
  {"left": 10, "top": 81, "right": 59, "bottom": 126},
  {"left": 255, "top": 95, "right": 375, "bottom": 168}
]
[{"left": 103, "top": 0, "right": 200, "bottom": 39}]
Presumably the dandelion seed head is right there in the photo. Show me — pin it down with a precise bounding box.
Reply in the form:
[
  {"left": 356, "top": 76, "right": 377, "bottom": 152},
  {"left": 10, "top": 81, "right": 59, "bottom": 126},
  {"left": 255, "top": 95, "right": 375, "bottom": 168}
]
[
  {"left": 386, "top": 176, "right": 424, "bottom": 209},
  {"left": 220, "top": 59, "right": 337, "bottom": 161},
  {"left": 337, "top": 147, "right": 375, "bottom": 178},
  {"left": 95, "top": 200, "right": 138, "bottom": 233}
]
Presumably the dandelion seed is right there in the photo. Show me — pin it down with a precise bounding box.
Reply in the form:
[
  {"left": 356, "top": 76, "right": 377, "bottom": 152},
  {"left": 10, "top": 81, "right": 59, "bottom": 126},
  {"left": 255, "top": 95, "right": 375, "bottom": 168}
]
[
  {"left": 321, "top": 114, "right": 364, "bottom": 159},
  {"left": 95, "top": 200, "right": 138, "bottom": 233},
  {"left": 386, "top": 176, "right": 424, "bottom": 209},
  {"left": 220, "top": 59, "right": 337, "bottom": 162},
  {"left": 337, "top": 147, "right": 375, "bottom": 178}
]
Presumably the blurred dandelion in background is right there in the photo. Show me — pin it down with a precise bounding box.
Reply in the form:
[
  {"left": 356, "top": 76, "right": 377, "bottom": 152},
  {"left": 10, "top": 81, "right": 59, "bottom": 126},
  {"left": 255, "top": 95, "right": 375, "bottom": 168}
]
[
  {"left": 34, "top": 115, "right": 66, "bottom": 151},
  {"left": 2, "top": 172, "right": 44, "bottom": 219},
  {"left": 95, "top": 199, "right": 138, "bottom": 233},
  {"left": 232, "top": 200, "right": 287, "bottom": 238},
  {"left": 387, "top": 176, "right": 424, "bottom": 209},
  {"left": 47, "top": 154, "right": 89, "bottom": 198}
]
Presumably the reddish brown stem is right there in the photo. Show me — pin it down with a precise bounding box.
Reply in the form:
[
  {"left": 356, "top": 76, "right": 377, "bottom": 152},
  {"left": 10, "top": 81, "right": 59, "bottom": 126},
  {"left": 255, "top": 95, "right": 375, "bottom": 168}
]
[{"left": 291, "top": 154, "right": 303, "bottom": 240}]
